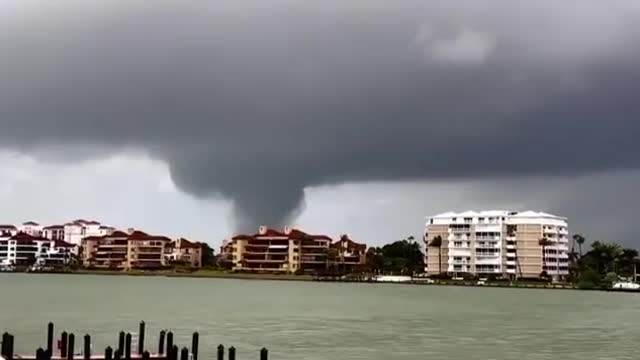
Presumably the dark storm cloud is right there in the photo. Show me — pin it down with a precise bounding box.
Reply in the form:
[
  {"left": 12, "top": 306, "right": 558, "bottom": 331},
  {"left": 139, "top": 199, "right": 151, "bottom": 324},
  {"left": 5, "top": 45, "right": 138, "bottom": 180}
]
[{"left": 1, "top": 0, "right": 640, "bottom": 230}]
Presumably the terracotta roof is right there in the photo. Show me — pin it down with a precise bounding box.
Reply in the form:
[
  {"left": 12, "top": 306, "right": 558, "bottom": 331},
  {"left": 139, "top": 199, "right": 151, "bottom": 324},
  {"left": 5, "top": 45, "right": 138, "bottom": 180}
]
[
  {"left": 108, "top": 230, "right": 130, "bottom": 238},
  {"left": 233, "top": 228, "right": 332, "bottom": 241},
  {"left": 99, "top": 225, "right": 112, "bottom": 229},
  {"left": 232, "top": 234, "right": 254, "bottom": 240},
  {"left": 22, "top": 221, "right": 40, "bottom": 226},
  {"left": 86, "top": 221, "right": 101, "bottom": 225},
  {"left": 0, "top": 225, "right": 17, "bottom": 229},
  {"left": 10, "top": 232, "right": 47, "bottom": 243},
  {"left": 83, "top": 235, "right": 107, "bottom": 241},
  {"left": 332, "top": 235, "right": 366, "bottom": 251},
  {"left": 127, "top": 230, "right": 171, "bottom": 242},
  {"left": 54, "top": 240, "right": 75, "bottom": 248},
  {"left": 177, "top": 238, "right": 201, "bottom": 249},
  {"left": 257, "top": 228, "right": 287, "bottom": 237},
  {"left": 43, "top": 225, "right": 64, "bottom": 230}
]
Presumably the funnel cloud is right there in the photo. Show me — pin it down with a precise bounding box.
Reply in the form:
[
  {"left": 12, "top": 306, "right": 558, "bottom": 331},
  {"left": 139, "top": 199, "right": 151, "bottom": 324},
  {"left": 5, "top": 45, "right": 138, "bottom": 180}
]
[{"left": 1, "top": 1, "right": 640, "bottom": 231}]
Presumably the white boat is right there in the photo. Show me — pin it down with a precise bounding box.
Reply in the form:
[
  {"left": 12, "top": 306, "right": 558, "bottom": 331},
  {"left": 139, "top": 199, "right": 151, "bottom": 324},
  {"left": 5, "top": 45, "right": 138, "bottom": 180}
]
[
  {"left": 373, "top": 275, "right": 412, "bottom": 283},
  {"left": 611, "top": 281, "right": 640, "bottom": 290}
]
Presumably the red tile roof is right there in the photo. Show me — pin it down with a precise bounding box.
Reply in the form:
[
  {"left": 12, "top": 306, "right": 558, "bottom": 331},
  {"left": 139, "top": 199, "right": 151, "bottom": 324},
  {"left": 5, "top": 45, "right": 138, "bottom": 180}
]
[
  {"left": 177, "top": 238, "right": 201, "bottom": 249},
  {"left": 232, "top": 228, "right": 332, "bottom": 241},
  {"left": 43, "top": 225, "right": 64, "bottom": 230},
  {"left": 22, "top": 221, "right": 40, "bottom": 226},
  {"left": 54, "top": 240, "right": 75, "bottom": 248},
  {"left": 10, "top": 232, "right": 48, "bottom": 243},
  {"left": 0, "top": 225, "right": 17, "bottom": 229},
  {"left": 232, "top": 234, "right": 254, "bottom": 240}
]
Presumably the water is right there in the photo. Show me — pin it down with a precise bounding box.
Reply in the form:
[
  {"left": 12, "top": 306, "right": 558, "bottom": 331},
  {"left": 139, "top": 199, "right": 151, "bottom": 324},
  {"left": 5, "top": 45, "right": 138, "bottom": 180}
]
[{"left": 1, "top": 273, "right": 639, "bottom": 360}]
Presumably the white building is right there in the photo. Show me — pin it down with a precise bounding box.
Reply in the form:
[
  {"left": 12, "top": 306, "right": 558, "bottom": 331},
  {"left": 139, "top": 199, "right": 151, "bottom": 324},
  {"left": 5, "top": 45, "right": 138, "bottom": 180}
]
[
  {"left": 424, "top": 210, "right": 569, "bottom": 279},
  {"left": 19, "top": 221, "right": 43, "bottom": 237},
  {"left": 0, "top": 232, "right": 74, "bottom": 267},
  {"left": 64, "top": 219, "right": 115, "bottom": 246}
]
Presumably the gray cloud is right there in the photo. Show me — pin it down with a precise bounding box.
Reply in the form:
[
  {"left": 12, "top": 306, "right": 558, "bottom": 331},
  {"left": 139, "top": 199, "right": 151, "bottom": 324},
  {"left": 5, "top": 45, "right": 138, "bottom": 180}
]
[{"left": 1, "top": 0, "right": 640, "bottom": 231}]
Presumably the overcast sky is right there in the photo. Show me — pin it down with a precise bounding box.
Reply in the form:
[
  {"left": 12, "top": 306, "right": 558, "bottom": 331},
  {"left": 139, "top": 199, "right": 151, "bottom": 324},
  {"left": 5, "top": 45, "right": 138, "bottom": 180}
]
[{"left": 1, "top": 1, "right": 640, "bottom": 248}]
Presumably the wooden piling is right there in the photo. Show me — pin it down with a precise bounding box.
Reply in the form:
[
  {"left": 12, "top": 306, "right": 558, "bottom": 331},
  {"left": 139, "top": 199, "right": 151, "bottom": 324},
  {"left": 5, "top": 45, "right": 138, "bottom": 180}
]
[
  {"left": 169, "top": 345, "right": 178, "bottom": 360},
  {"left": 83, "top": 335, "right": 91, "bottom": 360},
  {"left": 104, "top": 346, "right": 113, "bottom": 360},
  {"left": 228, "top": 347, "right": 236, "bottom": 360},
  {"left": 118, "top": 332, "right": 125, "bottom": 355},
  {"left": 137, "top": 322, "right": 145, "bottom": 355},
  {"left": 125, "top": 333, "right": 132, "bottom": 360},
  {"left": 141, "top": 351, "right": 150, "bottom": 360},
  {"left": 165, "top": 332, "right": 173, "bottom": 356},
  {"left": 114, "top": 349, "right": 121, "bottom": 360},
  {"left": 190, "top": 333, "right": 198, "bottom": 360},
  {"left": 1, "top": 332, "right": 8, "bottom": 357},
  {"left": 36, "top": 348, "right": 45, "bottom": 360},
  {"left": 157, "top": 331, "right": 165, "bottom": 355},
  {"left": 260, "top": 348, "right": 268, "bottom": 360},
  {"left": 46, "top": 323, "right": 54, "bottom": 355},
  {"left": 180, "top": 348, "right": 188, "bottom": 360},
  {"left": 60, "top": 332, "right": 68, "bottom": 359},
  {"left": 217, "top": 345, "right": 224, "bottom": 360},
  {"left": 68, "top": 333, "right": 75, "bottom": 360}
]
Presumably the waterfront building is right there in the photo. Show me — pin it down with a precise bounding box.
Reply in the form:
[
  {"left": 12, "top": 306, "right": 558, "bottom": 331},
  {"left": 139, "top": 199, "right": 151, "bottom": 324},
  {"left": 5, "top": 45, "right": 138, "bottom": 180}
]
[
  {"left": 19, "top": 221, "right": 43, "bottom": 237},
  {"left": 424, "top": 210, "right": 569, "bottom": 279},
  {"left": 64, "top": 219, "right": 115, "bottom": 246},
  {"left": 226, "top": 226, "right": 332, "bottom": 274},
  {"left": 81, "top": 230, "right": 171, "bottom": 270},
  {"left": 330, "top": 235, "right": 367, "bottom": 272},
  {"left": 0, "top": 232, "right": 74, "bottom": 267},
  {"left": 166, "top": 238, "right": 203, "bottom": 268},
  {"left": 43, "top": 225, "right": 65, "bottom": 241}
]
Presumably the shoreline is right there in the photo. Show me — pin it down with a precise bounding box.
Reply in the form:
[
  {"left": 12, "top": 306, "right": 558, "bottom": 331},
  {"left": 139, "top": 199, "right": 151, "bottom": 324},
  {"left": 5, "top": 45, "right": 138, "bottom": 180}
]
[{"left": 3, "top": 269, "right": 627, "bottom": 292}]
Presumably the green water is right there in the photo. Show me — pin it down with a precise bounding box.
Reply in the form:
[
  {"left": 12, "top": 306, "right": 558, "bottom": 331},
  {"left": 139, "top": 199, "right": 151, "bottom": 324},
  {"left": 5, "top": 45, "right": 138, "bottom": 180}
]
[{"left": 0, "top": 274, "right": 638, "bottom": 360}]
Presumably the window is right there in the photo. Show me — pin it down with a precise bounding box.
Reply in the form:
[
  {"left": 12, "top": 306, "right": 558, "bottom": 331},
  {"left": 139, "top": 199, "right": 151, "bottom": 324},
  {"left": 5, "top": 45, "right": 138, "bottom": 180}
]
[
  {"left": 451, "top": 217, "right": 457, "bottom": 222},
  {"left": 429, "top": 219, "right": 433, "bottom": 224},
  {"left": 478, "top": 217, "right": 485, "bottom": 223}
]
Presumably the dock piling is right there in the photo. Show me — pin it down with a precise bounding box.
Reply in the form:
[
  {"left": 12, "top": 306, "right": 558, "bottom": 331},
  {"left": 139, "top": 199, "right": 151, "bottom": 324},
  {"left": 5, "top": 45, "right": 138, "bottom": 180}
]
[
  {"left": 157, "top": 331, "right": 165, "bottom": 355},
  {"left": 137, "top": 322, "right": 145, "bottom": 355},
  {"left": 1, "top": 332, "right": 8, "bottom": 357},
  {"left": 36, "top": 348, "right": 45, "bottom": 360},
  {"left": 124, "top": 333, "right": 132, "bottom": 360},
  {"left": 117, "top": 332, "right": 125, "bottom": 354},
  {"left": 190, "top": 333, "right": 198, "bottom": 360},
  {"left": 114, "top": 349, "right": 121, "bottom": 360},
  {"left": 83, "top": 335, "right": 91, "bottom": 360},
  {"left": 165, "top": 332, "right": 173, "bottom": 356},
  {"left": 68, "top": 333, "right": 75, "bottom": 360},
  {"left": 46, "top": 323, "right": 54, "bottom": 355},
  {"left": 141, "top": 351, "right": 150, "bottom": 360},
  {"left": 169, "top": 345, "right": 178, "bottom": 360},
  {"left": 105, "top": 346, "right": 113, "bottom": 360},
  {"left": 217, "top": 345, "right": 224, "bottom": 360},
  {"left": 260, "top": 348, "right": 268, "bottom": 360},
  {"left": 180, "top": 347, "right": 188, "bottom": 360},
  {"left": 60, "top": 332, "right": 68, "bottom": 359},
  {"left": 228, "top": 347, "right": 236, "bottom": 360}
]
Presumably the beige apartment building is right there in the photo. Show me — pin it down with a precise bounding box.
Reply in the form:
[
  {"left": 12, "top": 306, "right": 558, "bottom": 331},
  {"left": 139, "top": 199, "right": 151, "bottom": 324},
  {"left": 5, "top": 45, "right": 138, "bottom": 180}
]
[
  {"left": 424, "top": 210, "right": 569, "bottom": 279},
  {"left": 166, "top": 238, "right": 203, "bottom": 268},
  {"left": 224, "top": 226, "right": 333, "bottom": 274},
  {"left": 82, "top": 230, "right": 171, "bottom": 270}
]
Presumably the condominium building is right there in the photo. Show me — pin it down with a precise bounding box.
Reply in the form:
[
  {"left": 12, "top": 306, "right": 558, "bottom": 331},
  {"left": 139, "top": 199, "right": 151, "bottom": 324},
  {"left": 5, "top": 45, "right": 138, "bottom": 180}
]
[
  {"left": 424, "top": 210, "right": 569, "bottom": 279},
  {"left": 166, "top": 238, "right": 203, "bottom": 268},
  {"left": 225, "top": 226, "right": 332, "bottom": 274},
  {"left": 64, "top": 219, "right": 115, "bottom": 246},
  {"left": 81, "top": 230, "right": 171, "bottom": 270},
  {"left": 0, "top": 232, "right": 74, "bottom": 267},
  {"left": 330, "top": 235, "right": 367, "bottom": 272}
]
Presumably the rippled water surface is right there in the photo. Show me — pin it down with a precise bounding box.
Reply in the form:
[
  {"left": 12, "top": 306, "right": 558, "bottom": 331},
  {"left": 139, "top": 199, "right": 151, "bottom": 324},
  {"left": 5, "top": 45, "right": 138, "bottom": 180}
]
[{"left": 0, "top": 274, "right": 638, "bottom": 360}]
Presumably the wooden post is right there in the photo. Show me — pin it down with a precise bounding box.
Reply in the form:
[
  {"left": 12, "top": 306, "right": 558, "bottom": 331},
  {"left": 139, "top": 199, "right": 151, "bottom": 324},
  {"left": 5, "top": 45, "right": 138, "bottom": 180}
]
[
  {"left": 180, "top": 348, "right": 188, "bottom": 360},
  {"left": 83, "top": 335, "right": 91, "bottom": 360},
  {"left": 47, "top": 323, "right": 54, "bottom": 355},
  {"left": 6, "top": 334, "right": 14, "bottom": 360},
  {"left": 105, "top": 346, "right": 113, "bottom": 360},
  {"left": 170, "top": 345, "right": 178, "bottom": 360},
  {"left": 68, "top": 333, "right": 75, "bottom": 360},
  {"left": 125, "top": 333, "right": 132, "bottom": 360},
  {"left": 191, "top": 333, "right": 199, "bottom": 360},
  {"left": 114, "top": 349, "right": 121, "bottom": 360},
  {"left": 141, "top": 351, "right": 150, "bottom": 360},
  {"left": 37, "top": 348, "right": 45, "bottom": 360},
  {"left": 60, "top": 332, "right": 68, "bottom": 359},
  {"left": 165, "top": 332, "right": 173, "bottom": 356},
  {"left": 138, "top": 322, "right": 145, "bottom": 355},
  {"left": 158, "top": 331, "right": 166, "bottom": 355},
  {"left": 260, "top": 348, "right": 268, "bottom": 360},
  {"left": 228, "top": 347, "right": 236, "bottom": 360},
  {"left": 217, "top": 345, "right": 224, "bottom": 360},
  {"left": 118, "top": 332, "right": 125, "bottom": 355},
  {"left": 1, "top": 332, "right": 8, "bottom": 357}
]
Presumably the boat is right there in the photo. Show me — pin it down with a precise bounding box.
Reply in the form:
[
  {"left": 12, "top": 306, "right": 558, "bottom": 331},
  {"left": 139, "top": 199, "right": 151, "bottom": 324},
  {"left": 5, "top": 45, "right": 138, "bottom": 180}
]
[
  {"left": 611, "top": 281, "right": 640, "bottom": 291},
  {"left": 372, "top": 275, "right": 412, "bottom": 283}
]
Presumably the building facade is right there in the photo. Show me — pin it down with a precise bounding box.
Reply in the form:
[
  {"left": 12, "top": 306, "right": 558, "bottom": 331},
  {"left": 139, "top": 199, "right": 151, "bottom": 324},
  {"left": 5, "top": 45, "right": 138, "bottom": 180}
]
[
  {"left": 81, "top": 230, "right": 171, "bottom": 270},
  {"left": 166, "top": 238, "right": 203, "bottom": 268},
  {"left": 424, "top": 210, "right": 569, "bottom": 279},
  {"left": 0, "top": 232, "right": 74, "bottom": 267},
  {"left": 330, "top": 235, "right": 367, "bottom": 272},
  {"left": 64, "top": 219, "right": 115, "bottom": 246},
  {"left": 226, "top": 226, "right": 332, "bottom": 274}
]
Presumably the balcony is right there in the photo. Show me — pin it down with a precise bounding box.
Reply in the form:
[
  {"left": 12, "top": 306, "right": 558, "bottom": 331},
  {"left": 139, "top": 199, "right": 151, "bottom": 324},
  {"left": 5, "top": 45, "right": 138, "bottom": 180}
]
[{"left": 506, "top": 252, "right": 517, "bottom": 258}]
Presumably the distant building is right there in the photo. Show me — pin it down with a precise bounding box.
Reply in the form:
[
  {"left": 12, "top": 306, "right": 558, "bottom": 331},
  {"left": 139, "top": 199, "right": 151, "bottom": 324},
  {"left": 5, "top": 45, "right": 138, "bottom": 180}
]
[
  {"left": 64, "top": 219, "right": 115, "bottom": 246},
  {"left": 424, "top": 210, "right": 569, "bottom": 279},
  {"left": 43, "top": 225, "right": 65, "bottom": 241},
  {"left": 330, "top": 235, "right": 367, "bottom": 272},
  {"left": 19, "top": 221, "right": 43, "bottom": 237},
  {"left": 0, "top": 232, "right": 74, "bottom": 267},
  {"left": 81, "top": 230, "right": 171, "bottom": 270},
  {"left": 226, "top": 226, "right": 332, "bottom": 274},
  {"left": 166, "top": 238, "right": 203, "bottom": 268}
]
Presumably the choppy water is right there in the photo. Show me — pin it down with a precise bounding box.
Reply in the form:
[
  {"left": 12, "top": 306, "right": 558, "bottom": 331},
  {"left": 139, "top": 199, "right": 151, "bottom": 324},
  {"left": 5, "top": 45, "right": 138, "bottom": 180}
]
[{"left": 0, "top": 274, "right": 638, "bottom": 360}]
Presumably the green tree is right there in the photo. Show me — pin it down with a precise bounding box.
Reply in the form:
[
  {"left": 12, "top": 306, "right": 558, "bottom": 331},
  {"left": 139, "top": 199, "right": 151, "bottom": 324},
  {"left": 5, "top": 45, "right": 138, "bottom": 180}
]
[
  {"left": 429, "top": 236, "right": 443, "bottom": 275},
  {"left": 200, "top": 243, "right": 216, "bottom": 267}
]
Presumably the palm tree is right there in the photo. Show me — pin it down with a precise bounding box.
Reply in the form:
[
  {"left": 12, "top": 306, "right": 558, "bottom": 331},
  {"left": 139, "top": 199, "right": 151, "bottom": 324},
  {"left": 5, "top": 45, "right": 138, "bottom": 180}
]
[
  {"left": 429, "top": 235, "right": 443, "bottom": 274},
  {"left": 573, "top": 234, "right": 585, "bottom": 258},
  {"left": 539, "top": 237, "right": 551, "bottom": 276}
]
